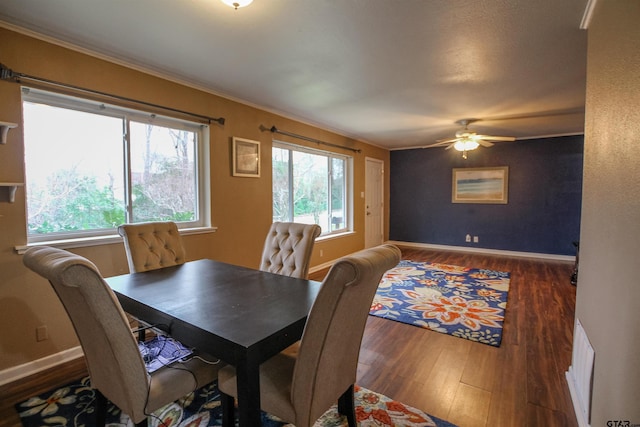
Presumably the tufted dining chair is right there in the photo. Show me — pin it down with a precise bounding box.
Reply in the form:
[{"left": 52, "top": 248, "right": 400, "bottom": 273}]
[
  {"left": 23, "top": 246, "right": 220, "bottom": 427},
  {"left": 259, "top": 222, "right": 322, "bottom": 279},
  {"left": 219, "top": 244, "right": 401, "bottom": 427},
  {"left": 117, "top": 221, "right": 186, "bottom": 273},
  {"left": 117, "top": 221, "right": 187, "bottom": 340}
]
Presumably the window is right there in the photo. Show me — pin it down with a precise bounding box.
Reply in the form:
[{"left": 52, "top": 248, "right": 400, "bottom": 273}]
[
  {"left": 22, "top": 88, "right": 209, "bottom": 243},
  {"left": 272, "top": 141, "right": 352, "bottom": 235}
]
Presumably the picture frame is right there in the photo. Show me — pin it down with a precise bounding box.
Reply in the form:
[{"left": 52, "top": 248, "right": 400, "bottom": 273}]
[
  {"left": 452, "top": 166, "right": 509, "bottom": 204},
  {"left": 232, "top": 137, "right": 260, "bottom": 178}
]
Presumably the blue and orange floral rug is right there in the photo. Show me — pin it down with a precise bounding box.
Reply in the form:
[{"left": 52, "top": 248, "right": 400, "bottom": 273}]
[
  {"left": 370, "top": 260, "right": 510, "bottom": 347},
  {"left": 17, "top": 376, "right": 457, "bottom": 427}
]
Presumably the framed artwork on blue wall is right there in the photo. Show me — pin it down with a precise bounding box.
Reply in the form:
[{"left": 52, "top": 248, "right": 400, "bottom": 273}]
[{"left": 452, "top": 166, "right": 509, "bottom": 204}]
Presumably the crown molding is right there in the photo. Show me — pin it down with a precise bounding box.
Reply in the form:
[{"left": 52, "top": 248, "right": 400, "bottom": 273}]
[{"left": 580, "top": 0, "right": 598, "bottom": 30}]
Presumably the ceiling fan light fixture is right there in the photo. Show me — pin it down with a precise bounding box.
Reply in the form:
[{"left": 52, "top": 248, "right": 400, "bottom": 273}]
[
  {"left": 453, "top": 139, "right": 479, "bottom": 152},
  {"left": 220, "top": 0, "right": 253, "bottom": 9}
]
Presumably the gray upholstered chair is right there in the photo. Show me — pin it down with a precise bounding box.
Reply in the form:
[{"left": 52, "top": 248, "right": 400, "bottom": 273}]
[
  {"left": 218, "top": 244, "right": 401, "bottom": 427},
  {"left": 23, "top": 246, "right": 220, "bottom": 427},
  {"left": 118, "top": 221, "right": 186, "bottom": 273},
  {"left": 260, "top": 222, "right": 322, "bottom": 279},
  {"left": 118, "top": 221, "right": 187, "bottom": 340}
]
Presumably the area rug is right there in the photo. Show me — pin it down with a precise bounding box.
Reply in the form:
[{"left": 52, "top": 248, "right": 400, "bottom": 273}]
[
  {"left": 16, "top": 376, "right": 458, "bottom": 427},
  {"left": 370, "top": 260, "right": 510, "bottom": 347}
]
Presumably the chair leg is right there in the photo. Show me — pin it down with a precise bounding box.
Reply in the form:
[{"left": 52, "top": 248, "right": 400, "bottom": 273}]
[
  {"left": 338, "top": 384, "right": 356, "bottom": 427},
  {"left": 220, "top": 391, "right": 235, "bottom": 427},
  {"left": 94, "top": 390, "right": 108, "bottom": 427}
]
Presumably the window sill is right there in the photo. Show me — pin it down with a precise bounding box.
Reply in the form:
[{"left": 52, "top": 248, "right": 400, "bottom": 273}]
[
  {"left": 15, "top": 226, "right": 218, "bottom": 255},
  {"left": 316, "top": 230, "right": 356, "bottom": 242}
]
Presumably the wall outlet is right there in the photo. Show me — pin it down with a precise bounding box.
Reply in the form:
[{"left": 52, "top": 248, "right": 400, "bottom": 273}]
[
  {"left": 36, "top": 325, "right": 48, "bottom": 342},
  {"left": 320, "top": 249, "right": 324, "bottom": 257},
  {"left": 465, "top": 234, "right": 471, "bottom": 242},
  {"left": 473, "top": 236, "right": 479, "bottom": 243}
]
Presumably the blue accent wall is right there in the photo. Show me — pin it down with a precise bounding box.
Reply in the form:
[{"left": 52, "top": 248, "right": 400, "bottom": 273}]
[{"left": 389, "top": 135, "right": 583, "bottom": 256}]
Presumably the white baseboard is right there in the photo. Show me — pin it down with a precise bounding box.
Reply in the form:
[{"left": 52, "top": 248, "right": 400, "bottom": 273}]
[
  {"left": 386, "top": 240, "right": 576, "bottom": 262},
  {"left": 566, "top": 368, "right": 592, "bottom": 427},
  {"left": 0, "top": 346, "right": 84, "bottom": 386}
]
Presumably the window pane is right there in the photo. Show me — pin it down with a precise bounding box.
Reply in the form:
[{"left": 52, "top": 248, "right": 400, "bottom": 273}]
[
  {"left": 272, "top": 147, "right": 290, "bottom": 222},
  {"left": 129, "top": 122, "right": 197, "bottom": 223},
  {"left": 292, "top": 150, "right": 328, "bottom": 230},
  {"left": 331, "top": 157, "right": 345, "bottom": 230},
  {"left": 24, "top": 102, "right": 125, "bottom": 235}
]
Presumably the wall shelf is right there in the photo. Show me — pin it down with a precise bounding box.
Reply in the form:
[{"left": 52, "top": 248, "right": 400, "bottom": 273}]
[
  {"left": 0, "top": 121, "right": 17, "bottom": 144},
  {"left": 0, "top": 182, "right": 24, "bottom": 203}
]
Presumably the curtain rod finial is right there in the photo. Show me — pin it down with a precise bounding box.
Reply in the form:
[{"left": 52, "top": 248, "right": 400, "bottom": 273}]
[{"left": 0, "top": 63, "right": 16, "bottom": 80}]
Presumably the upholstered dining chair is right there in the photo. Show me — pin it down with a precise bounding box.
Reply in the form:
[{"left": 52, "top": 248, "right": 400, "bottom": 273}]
[
  {"left": 117, "top": 221, "right": 186, "bottom": 273},
  {"left": 260, "top": 222, "right": 322, "bottom": 279},
  {"left": 118, "top": 221, "right": 187, "bottom": 340},
  {"left": 218, "top": 244, "right": 401, "bottom": 427},
  {"left": 23, "top": 246, "right": 220, "bottom": 427}
]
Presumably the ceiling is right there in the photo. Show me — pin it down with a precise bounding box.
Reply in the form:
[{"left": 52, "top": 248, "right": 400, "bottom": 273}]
[{"left": 0, "top": 0, "right": 589, "bottom": 150}]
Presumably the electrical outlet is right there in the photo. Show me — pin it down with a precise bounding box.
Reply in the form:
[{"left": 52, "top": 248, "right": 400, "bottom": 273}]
[
  {"left": 465, "top": 234, "right": 471, "bottom": 242},
  {"left": 320, "top": 249, "right": 324, "bottom": 257},
  {"left": 473, "top": 236, "right": 479, "bottom": 243},
  {"left": 36, "top": 325, "right": 48, "bottom": 342}
]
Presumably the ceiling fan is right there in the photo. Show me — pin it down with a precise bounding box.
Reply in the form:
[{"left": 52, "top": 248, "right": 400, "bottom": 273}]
[{"left": 429, "top": 119, "right": 516, "bottom": 159}]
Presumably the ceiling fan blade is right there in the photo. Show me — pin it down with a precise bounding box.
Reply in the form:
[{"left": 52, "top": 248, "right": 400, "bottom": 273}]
[
  {"left": 478, "top": 140, "right": 494, "bottom": 147},
  {"left": 435, "top": 137, "right": 458, "bottom": 144},
  {"left": 425, "top": 140, "right": 456, "bottom": 148},
  {"left": 476, "top": 135, "right": 516, "bottom": 142},
  {"left": 445, "top": 144, "right": 455, "bottom": 150}
]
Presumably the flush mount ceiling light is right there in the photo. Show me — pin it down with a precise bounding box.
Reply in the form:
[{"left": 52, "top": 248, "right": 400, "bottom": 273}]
[{"left": 221, "top": 0, "right": 253, "bottom": 9}]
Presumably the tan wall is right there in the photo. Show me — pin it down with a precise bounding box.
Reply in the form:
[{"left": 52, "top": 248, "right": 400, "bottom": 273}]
[
  {"left": 0, "top": 27, "right": 390, "bottom": 371},
  {"left": 578, "top": 0, "right": 640, "bottom": 424}
]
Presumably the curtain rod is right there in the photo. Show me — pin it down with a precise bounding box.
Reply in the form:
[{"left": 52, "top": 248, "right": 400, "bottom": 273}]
[
  {"left": 0, "top": 63, "right": 225, "bottom": 126},
  {"left": 260, "top": 125, "right": 361, "bottom": 153}
]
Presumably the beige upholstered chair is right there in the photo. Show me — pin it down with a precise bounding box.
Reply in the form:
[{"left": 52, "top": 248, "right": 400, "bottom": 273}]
[
  {"left": 218, "top": 244, "right": 401, "bottom": 427},
  {"left": 23, "top": 246, "right": 220, "bottom": 427},
  {"left": 118, "top": 221, "right": 186, "bottom": 273},
  {"left": 260, "top": 222, "right": 322, "bottom": 279}
]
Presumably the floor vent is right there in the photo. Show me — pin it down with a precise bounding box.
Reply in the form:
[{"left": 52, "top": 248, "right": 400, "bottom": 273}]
[{"left": 566, "top": 319, "right": 595, "bottom": 427}]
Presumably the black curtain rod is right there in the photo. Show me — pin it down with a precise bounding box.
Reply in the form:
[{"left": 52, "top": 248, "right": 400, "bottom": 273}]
[
  {"left": 260, "top": 125, "right": 361, "bottom": 153},
  {"left": 0, "top": 63, "right": 225, "bottom": 126}
]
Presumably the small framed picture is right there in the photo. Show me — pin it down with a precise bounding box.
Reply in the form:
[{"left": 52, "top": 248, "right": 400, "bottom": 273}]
[
  {"left": 232, "top": 137, "right": 260, "bottom": 178},
  {"left": 452, "top": 166, "right": 509, "bottom": 204}
]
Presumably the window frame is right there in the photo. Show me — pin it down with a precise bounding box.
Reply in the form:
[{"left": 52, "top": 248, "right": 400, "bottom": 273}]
[
  {"left": 21, "top": 87, "right": 211, "bottom": 244},
  {"left": 272, "top": 140, "right": 353, "bottom": 237}
]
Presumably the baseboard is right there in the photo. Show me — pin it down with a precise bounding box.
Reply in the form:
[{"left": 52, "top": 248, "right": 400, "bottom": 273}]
[
  {"left": 566, "top": 368, "right": 591, "bottom": 427},
  {"left": 309, "top": 258, "right": 338, "bottom": 274},
  {"left": 386, "top": 240, "right": 575, "bottom": 262},
  {"left": 0, "top": 346, "right": 84, "bottom": 386}
]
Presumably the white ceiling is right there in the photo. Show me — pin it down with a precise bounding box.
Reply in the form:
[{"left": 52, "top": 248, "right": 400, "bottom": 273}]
[{"left": 0, "top": 0, "right": 589, "bottom": 150}]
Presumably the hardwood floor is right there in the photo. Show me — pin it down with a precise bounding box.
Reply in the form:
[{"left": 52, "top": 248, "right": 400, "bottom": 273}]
[
  {"left": 319, "top": 246, "right": 577, "bottom": 427},
  {"left": 0, "top": 246, "right": 577, "bottom": 427}
]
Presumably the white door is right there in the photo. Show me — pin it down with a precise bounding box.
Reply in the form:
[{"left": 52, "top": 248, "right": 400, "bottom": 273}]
[{"left": 365, "top": 157, "right": 384, "bottom": 248}]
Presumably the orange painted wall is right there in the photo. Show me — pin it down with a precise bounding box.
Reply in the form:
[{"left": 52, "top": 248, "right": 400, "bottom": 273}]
[{"left": 0, "top": 26, "right": 390, "bottom": 372}]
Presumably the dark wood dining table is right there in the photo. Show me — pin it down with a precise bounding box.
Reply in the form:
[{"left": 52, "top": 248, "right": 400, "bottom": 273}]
[{"left": 105, "top": 258, "right": 322, "bottom": 427}]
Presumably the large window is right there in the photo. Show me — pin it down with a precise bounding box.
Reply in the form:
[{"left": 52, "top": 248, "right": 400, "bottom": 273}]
[
  {"left": 272, "top": 141, "right": 352, "bottom": 235},
  {"left": 22, "top": 88, "right": 209, "bottom": 243}
]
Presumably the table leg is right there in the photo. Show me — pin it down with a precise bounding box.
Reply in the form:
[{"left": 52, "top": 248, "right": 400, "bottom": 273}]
[{"left": 235, "top": 357, "right": 262, "bottom": 427}]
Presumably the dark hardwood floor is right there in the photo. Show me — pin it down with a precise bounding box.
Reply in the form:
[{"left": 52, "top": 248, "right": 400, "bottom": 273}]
[{"left": 0, "top": 246, "right": 577, "bottom": 427}]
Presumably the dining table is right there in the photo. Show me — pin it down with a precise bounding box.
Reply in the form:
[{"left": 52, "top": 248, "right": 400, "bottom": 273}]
[{"left": 105, "top": 258, "right": 322, "bottom": 427}]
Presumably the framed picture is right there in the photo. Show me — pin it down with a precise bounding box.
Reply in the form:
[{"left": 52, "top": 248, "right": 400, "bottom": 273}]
[
  {"left": 232, "top": 137, "right": 260, "bottom": 177},
  {"left": 452, "top": 166, "right": 509, "bottom": 204}
]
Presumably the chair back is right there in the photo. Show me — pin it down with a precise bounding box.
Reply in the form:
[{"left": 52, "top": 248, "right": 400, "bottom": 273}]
[
  {"left": 23, "top": 246, "right": 151, "bottom": 421},
  {"left": 260, "top": 222, "right": 321, "bottom": 279},
  {"left": 118, "top": 221, "right": 186, "bottom": 272},
  {"left": 291, "top": 244, "right": 401, "bottom": 425}
]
